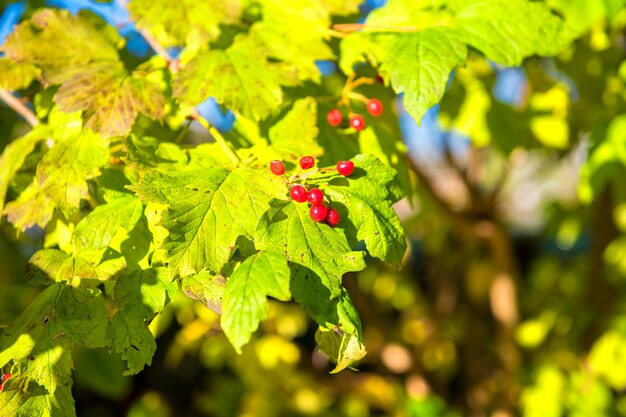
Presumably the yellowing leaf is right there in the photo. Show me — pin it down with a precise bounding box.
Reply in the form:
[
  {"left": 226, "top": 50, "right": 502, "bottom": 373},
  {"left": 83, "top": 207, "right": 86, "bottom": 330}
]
[
  {"left": 316, "top": 325, "right": 366, "bottom": 373},
  {"left": 0, "top": 57, "right": 40, "bottom": 90},
  {"left": 1, "top": 9, "right": 121, "bottom": 85},
  {"left": 2, "top": 9, "right": 164, "bottom": 138},
  {"left": 4, "top": 129, "right": 109, "bottom": 230},
  {"left": 54, "top": 63, "right": 165, "bottom": 138},
  {"left": 0, "top": 126, "right": 49, "bottom": 213},
  {"left": 182, "top": 272, "right": 226, "bottom": 314}
]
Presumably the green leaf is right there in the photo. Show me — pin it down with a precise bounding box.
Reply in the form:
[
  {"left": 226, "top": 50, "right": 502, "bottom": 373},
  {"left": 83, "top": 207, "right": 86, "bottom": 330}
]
[
  {"left": 0, "top": 126, "right": 49, "bottom": 213},
  {"left": 0, "top": 57, "right": 40, "bottom": 90},
  {"left": 248, "top": 0, "right": 343, "bottom": 82},
  {"left": 221, "top": 252, "right": 291, "bottom": 353},
  {"left": 0, "top": 379, "right": 76, "bottom": 417},
  {"left": 173, "top": 35, "right": 294, "bottom": 121},
  {"left": 182, "top": 271, "right": 226, "bottom": 314},
  {"left": 317, "top": 154, "right": 407, "bottom": 266},
  {"left": 53, "top": 63, "right": 165, "bottom": 138},
  {"left": 380, "top": 28, "right": 467, "bottom": 124},
  {"left": 254, "top": 199, "right": 366, "bottom": 297},
  {"left": 25, "top": 249, "right": 126, "bottom": 286},
  {"left": 450, "top": 0, "right": 568, "bottom": 66},
  {"left": 338, "top": 32, "right": 390, "bottom": 75},
  {"left": 341, "top": 0, "right": 569, "bottom": 122},
  {"left": 73, "top": 195, "right": 144, "bottom": 252},
  {"left": 131, "top": 165, "right": 284, "bottom": 277},
  {"left": 268, "top": 97, "right": 323, "bottom": 157},
  {"left": 4, "top": 129, "right": 109, "bottom": 230},
  {"left": 358, "top": 124, "right": 414, "bottom": 204},
  {"left": 129, "top": 0, "right": 242, "bottom": 48},
  {"left": 111, "top": 267, "right": 178, "bottom": 374},
  {"left": 124, "top": 135, "right": 189, "bottom": 169},
  {"left": 0, "top": 284, "right": 111, "bottom": 396}
]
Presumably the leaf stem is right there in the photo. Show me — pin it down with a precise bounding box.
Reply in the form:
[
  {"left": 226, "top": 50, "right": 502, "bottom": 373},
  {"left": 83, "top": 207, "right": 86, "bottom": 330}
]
[
  {"left": 347, "top": 92, "right": 369, "bottom": 104},
  {"left": 190, "top": 109, "right": 240, "bottom": 166},
  {"left": 0, "top": 90, "right": 38, "bottom": 127}
]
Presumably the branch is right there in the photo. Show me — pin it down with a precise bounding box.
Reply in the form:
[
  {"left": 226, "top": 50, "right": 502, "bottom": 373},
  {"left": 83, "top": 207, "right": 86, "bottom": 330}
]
[
  {"left": 442, "top": 141, "right": 486, "bottom": 216},
  {"left": 136, "top": 27, "right": 179, "bottom": 72},
  {"left": 403, "top": 154, "right": 464, "bottom": 222},
  {"left": 332, "top": 23, "right": 420, "bottom": 33},
  {"left": 0, "top": 90, "right": 38, "bottom": 127},
  {"left": 332, "top": 20, "right": 451, "bottom": 33}
]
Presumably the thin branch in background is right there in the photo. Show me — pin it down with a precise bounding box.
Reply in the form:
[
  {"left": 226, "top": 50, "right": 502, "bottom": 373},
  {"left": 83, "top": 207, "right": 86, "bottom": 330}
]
[
  {"left": 332, "top": 23, "right": 420, "bottom": 33},
  {"left": 332, "top": 20, "right": 451, "bottom": 34},
  {"left": 0, "top": 89, "right": 38, "bottom": 127},
  {"left": 136, "top": 28, "right": 179, "bottom": 72}
]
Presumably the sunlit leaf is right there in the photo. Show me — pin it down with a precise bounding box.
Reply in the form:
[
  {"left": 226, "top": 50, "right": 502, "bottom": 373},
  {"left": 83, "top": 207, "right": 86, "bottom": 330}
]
[
  {"left": 221, "top": 252, "right": 291, "bottom": 352},
  {"left": 111, "top": 267, "right": 178, "bottom": 374}
]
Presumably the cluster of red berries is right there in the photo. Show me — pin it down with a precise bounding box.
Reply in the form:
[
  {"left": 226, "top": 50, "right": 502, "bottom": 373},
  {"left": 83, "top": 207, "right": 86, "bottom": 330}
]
[
  {"left": 327, "top": 98, "right": 383, "bottom": 131},
  {"left": 0, "top": 373, "right": 11, "bottom": 392},
  {"left": 269, "top": 157, "right": 355, "bottom": 226}
]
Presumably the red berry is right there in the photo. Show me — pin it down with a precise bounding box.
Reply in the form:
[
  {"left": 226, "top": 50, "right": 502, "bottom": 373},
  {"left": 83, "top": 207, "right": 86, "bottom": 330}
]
[
  {"left": 270, "top": 160, "right": 285, "bottom": 175},
  {"left": 300, "top": 156, "right": 315, "bottom": 169},
  {"left": 310, "top": 204, "right": 328, "bottom": 222},
  {"left": 367, "top": 99, "right": 383, "bottom": 116},
  {"left": 336, "top": 161, "right": 354, "bottom": 176},
  {"left": 290, "top": 185, "right": 308, "bottom": 203},
  {"left": 350, "top": 114, "right": 365, "bottom": 131},
  {"left": 307, "top": 188, "right": 324, "bottom": 205},
  {"left": 327, "top": 109, "right": 342, "bottom": 126},
  {"left": 326, "top": 208, "right": 340, "bottom": 226}
]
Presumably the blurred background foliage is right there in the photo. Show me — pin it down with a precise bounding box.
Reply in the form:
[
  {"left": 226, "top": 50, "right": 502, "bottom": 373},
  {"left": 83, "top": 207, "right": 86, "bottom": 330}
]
[{"left": 3, "top": 0, "right": 626, "bottom": 416}]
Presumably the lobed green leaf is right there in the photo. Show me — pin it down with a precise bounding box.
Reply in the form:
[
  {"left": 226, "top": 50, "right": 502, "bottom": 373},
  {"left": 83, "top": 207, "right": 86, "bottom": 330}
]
[
  {"left": 131, "top": 165, "right": 284, "bottom": 277},
  {"left": 111, "top": 267, "right": 178, "bottom": 374},
  {"left": 221, "top": 252, "right": 291, "bottom": 352}
]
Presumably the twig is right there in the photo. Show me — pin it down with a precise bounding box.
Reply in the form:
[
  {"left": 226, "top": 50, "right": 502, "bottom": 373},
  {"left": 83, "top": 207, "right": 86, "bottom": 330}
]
[
  {"left": 333, "top": 23, "right": 420, "bottom": 33},
  {"left": 138, "top": 28, "right": 173, "bottom": 63},
  {"left": 0, "top": 90, "right": 38, "bottom": 127},
  {"left": 442, "top": 141, "right": 481, "bottom": 213}
]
